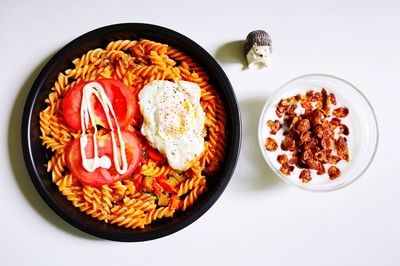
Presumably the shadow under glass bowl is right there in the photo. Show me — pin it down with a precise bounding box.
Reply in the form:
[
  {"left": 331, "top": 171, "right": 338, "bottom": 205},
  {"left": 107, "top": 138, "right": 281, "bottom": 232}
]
[
  {"left": 21, "top": 23, "right": 242, "bottom": 241},
  {"left": 258, "top": 73, "right": 378, "bottom": 191}
]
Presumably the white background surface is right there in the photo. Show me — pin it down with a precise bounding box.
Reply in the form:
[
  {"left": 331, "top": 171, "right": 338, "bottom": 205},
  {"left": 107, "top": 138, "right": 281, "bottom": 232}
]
[{"left": 1, "top": 0, "right": 399, "bottom": 265}]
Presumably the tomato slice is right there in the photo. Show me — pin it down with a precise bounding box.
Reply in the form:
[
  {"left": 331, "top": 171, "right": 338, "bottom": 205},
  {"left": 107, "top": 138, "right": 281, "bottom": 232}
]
[
  {"left": 66, "top": 130, "right": 141, "bottom": 187},
  {"left": 62, "top": 79, "right": 138, "bottom": 130}
]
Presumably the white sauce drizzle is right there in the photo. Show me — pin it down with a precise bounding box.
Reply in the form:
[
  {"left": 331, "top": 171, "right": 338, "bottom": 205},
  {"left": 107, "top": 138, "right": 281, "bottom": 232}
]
[{"left": 80, "top": 82, "right": 127, "bottom": 174}]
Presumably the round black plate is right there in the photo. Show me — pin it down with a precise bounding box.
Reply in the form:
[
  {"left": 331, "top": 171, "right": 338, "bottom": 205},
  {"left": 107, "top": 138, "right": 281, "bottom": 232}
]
[{"left": 21, "top": 23, "right": 241, "bottom": 241}]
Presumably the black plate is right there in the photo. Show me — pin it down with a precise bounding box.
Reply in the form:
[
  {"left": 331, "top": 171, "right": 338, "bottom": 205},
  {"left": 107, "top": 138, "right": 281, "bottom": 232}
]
[{"left": 21, "top": 23, "right": 241, "bottom": 241}]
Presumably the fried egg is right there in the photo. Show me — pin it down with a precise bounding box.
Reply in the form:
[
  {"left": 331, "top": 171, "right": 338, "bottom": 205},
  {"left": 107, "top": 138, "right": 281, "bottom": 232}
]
[{"left": 138, "top": 80, "right": 205, "bottom": 171}]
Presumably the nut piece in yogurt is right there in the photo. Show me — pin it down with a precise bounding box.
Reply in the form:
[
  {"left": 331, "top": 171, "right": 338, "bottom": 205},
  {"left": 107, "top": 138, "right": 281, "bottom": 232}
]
[{"left": 244, "top": 30, "right": 272, "bottom": 69}]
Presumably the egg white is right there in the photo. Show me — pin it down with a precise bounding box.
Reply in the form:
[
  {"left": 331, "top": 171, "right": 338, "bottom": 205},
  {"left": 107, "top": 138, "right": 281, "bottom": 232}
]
[{"left": 138, "top": 80, "right": 205, "bottom": 171}]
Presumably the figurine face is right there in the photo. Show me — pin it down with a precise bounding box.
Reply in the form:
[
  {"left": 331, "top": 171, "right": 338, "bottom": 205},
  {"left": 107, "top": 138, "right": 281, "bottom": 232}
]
[{"left": 246, "top": 45, "right": 271, "bottom": 68}]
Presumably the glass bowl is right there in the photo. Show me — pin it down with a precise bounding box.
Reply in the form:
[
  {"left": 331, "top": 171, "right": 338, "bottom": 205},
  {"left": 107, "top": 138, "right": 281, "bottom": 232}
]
[{"left": 258, "top": 74, "right": 378, "bottom": 191}]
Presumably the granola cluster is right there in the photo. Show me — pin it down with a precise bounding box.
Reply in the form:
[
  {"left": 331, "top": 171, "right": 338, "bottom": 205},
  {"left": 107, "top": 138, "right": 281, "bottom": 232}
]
[{"left": 264, "top": 88, "right": 350, "bottom": 183}]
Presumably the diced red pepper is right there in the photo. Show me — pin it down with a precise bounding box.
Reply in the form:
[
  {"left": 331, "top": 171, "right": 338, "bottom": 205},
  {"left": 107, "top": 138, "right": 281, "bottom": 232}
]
[
  {"left": 152, "top": 178, "right": 164, "bottom": 195},
  {"left": 169, "top": 194, "right": 182, "bottom": 210},
  {"left": 133, "top": 175, "right": 143, "bottom": 192},
  {"left": 155, "top": 175, "right": 174, "bottom": 193},
  {"left": 147, "top": 149, "right": 165, "bottom": 164}
]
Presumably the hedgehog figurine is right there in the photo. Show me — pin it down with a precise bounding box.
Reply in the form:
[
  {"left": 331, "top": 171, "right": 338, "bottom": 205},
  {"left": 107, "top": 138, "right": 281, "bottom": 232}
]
[{"left": 244, "top": 30, "right": 272, "bottom": 69}]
